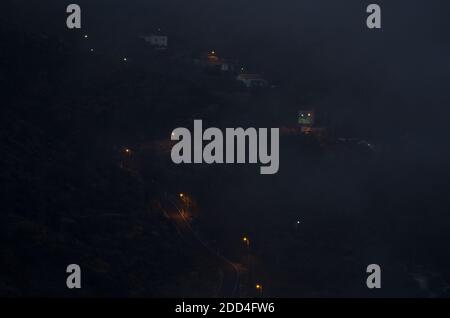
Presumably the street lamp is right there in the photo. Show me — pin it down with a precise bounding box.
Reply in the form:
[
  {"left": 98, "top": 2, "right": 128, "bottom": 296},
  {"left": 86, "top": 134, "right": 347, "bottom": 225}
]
[
  {"left": 255, "top": 284, "right": 263, "bottom": 297},
  {"left": 179, "top": 193, "right": 184, "bottom": 198},
  {"left": 242, "top": 236, "right": 250, "bottom": 249}
]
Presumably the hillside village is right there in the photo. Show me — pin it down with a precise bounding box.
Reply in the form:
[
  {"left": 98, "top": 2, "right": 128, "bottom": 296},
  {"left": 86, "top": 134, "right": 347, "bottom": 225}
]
[{"left": 2, "top": 2, "right": 450, "bottom": 299}]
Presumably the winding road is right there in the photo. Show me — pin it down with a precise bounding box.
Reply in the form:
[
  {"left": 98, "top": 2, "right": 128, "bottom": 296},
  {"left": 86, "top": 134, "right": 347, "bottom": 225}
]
[{"left": 161, "top": 195, "right": 240, "bottom": 298}]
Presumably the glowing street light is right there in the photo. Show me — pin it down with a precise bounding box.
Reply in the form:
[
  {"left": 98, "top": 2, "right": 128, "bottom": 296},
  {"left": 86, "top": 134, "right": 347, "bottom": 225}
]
[
  {"left": 255, "top": 284, "right": 263, "bottom": 297},
  {"left": 242, "top": 236, "right": 250, "bottom": 248},
  {"left": 84, "top": 34, "right": 88, "bottom": 39},
  {"left": 123, "top": 57, "right": 128, "bottom": 62},
  {"left": 178, "top": 193, "right": 191, "bottom": 210}
]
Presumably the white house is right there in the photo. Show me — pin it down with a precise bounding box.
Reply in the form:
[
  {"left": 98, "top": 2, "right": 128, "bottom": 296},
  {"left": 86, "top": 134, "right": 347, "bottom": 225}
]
[
  {"left": 141, "top": 35, "right": 168, "bottom": 49},
  {"left": 236, "top": 74, "right": 268, "bottom": 88}
]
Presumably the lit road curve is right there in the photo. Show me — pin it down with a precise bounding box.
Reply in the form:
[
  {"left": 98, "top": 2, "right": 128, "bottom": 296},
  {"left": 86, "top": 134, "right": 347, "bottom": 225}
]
[{"left": 160, "top": 195, "right": 240, "bottom": 298}]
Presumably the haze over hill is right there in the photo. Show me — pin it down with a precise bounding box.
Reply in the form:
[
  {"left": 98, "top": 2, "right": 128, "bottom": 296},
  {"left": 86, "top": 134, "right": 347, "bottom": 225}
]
[{"left": 1, "top": 0, "right": 450, "bottom": 297}]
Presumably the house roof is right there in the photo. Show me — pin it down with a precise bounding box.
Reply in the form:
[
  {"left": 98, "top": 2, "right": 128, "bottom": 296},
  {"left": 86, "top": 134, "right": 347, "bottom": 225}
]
[{"left": 237, "top": 74, "right": 264, "bottom": 80}]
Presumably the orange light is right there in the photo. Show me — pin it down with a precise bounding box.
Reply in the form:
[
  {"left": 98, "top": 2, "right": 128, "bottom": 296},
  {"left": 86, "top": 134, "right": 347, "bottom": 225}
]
[
  {"left": 243, "top": 237, "right": 248, "bottom": 242},
  {"left": 256, "top": 284, "right": 262, "bottom": 289},
  {"left": 179, "top": 193, "right": 184, "bottom": 198}
]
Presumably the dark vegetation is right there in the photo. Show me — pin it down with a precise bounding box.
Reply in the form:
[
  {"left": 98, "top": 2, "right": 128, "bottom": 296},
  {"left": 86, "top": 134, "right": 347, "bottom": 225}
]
[{"left": 0, "top": 21, "right": 219, "bottom": 297}]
